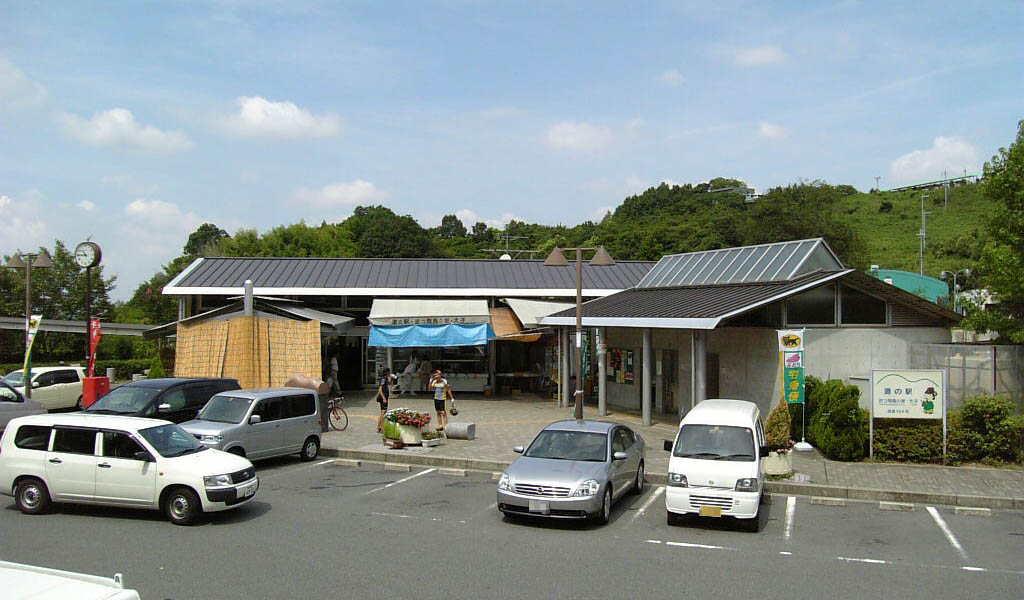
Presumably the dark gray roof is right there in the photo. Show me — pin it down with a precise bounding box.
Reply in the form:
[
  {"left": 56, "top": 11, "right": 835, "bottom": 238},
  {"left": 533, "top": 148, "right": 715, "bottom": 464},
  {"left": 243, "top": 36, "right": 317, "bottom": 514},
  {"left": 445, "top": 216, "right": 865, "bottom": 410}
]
[{"left": 164, "top": 257, "right": 656, "bottom": 295}]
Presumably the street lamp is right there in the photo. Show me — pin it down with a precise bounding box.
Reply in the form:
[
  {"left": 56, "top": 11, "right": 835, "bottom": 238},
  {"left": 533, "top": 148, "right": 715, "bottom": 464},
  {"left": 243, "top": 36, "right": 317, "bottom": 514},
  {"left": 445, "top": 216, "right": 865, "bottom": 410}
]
[
  {"left": 940, "top": 268, "right": 971, "bottom": 314},
  {"left": 5, "top": 249, "right": 53, "bottom": 398},
  {"left": 544, "top": 246, "right": 615, "bottom": 421}
]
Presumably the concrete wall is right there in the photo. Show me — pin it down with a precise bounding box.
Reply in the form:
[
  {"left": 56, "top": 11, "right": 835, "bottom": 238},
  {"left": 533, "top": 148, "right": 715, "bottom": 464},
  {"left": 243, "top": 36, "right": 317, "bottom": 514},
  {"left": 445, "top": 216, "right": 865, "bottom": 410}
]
[{"left": 603, "top": 325, "right": 952, "bottom": 418}]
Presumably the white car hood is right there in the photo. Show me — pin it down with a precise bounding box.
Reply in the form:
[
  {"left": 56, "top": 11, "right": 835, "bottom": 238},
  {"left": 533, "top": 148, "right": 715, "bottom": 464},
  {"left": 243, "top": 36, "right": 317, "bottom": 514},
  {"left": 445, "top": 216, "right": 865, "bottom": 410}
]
[{"left": 164, "top": 448, "right": 252, "bottom": 475}]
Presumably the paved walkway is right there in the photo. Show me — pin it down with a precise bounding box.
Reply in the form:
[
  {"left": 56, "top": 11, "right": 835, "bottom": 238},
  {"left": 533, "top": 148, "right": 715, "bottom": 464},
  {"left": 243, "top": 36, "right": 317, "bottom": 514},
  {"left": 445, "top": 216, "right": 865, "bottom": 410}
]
[{"left": 320, "top": 392, "right": 1024, "bottom": 510}]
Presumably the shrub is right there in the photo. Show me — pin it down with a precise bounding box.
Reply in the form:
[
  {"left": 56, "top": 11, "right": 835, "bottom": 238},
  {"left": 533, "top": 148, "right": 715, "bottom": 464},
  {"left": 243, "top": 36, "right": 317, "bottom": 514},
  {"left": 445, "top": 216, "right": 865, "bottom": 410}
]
[
  {"left": 872, "top": 420, "right": 943, "bottom": 463},
  {"left": 94, "top": 359, "right": 153, "bottom": 381},
  {"left": 808, "top": 379, "right": 869, "bottom": 461},
  {"left": 947, "top": 395, "right": 1021, "bottom": 464},
  {"left": 147, "top": 357, "right": 166, "bottom": 379},
  {"left": 764, "top": 400, "right": 793, "bottom": 452}
]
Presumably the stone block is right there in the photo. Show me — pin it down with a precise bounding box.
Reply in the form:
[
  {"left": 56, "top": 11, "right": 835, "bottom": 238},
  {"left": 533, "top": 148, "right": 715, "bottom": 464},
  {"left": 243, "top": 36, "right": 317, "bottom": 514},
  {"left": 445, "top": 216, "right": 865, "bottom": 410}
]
[
  {"left": 385, "top": 463, "right": 412, "bottom": 472},
  {"left": 439, "top": 468, "right": 466, "bottom": 477},
  {"left": 879, "top": 501, "right": 915, "bottom": 511},
  {"left": 445, "top": 422, "right": 476, "bottom": 440},
  {"left": 954, "top": 506, "right": 992, "bottom": 518},
  {"left": 810, "top": 496, "right": 846, "bottom": 506}
]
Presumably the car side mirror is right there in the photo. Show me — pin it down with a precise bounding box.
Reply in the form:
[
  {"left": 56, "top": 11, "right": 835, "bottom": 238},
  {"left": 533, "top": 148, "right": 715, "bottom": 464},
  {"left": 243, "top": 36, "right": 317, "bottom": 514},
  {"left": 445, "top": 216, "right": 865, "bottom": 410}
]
[
  {"left": 158, "top": 403, "right": 171, "bottom": 411},
  {"left": 612, "top": 451, "right": 628, "bottom": 461},
  {"left": 133, "top": 451, "right": 153, "bottom": 462},
  {"left": 32, "top": 381, "right": 41, "bottom": 389},
  {"left": 663, "top": 440, "right": 673, "bottom": 452},
  {"left": 249, "top": 414, "right": 262, "bottom": 425},
  {"left": 513, "top": 445, "right": 524, "bottom": 454}
]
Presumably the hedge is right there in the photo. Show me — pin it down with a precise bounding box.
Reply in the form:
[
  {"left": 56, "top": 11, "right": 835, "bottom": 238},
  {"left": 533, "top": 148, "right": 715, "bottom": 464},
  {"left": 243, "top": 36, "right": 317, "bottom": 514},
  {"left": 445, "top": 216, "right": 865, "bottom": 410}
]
[{"left": 806, "top": 378, "right": 869, "bottom": 461}]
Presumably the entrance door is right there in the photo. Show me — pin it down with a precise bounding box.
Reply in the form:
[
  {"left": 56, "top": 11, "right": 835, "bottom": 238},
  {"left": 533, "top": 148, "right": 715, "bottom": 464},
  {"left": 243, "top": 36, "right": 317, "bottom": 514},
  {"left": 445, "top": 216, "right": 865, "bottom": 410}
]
[
  {"left": 706, "top": 353, "right": 720, "bottom": 399},
  {"left": 661, "top": 350, "right": 677, "bottom": 414}
]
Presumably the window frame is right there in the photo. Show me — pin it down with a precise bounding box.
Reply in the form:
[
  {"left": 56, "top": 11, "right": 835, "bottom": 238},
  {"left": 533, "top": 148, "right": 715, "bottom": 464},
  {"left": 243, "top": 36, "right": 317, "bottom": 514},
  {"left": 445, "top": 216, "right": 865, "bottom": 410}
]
[
  {"left": 51, "top": 426, "right": 99, "bottom": 455},
  {"left": 14, "top": 425, "right": 53, "bottom": 451},
  {"left": 100, "top": 430, "right": 148, "bottom": 460}
]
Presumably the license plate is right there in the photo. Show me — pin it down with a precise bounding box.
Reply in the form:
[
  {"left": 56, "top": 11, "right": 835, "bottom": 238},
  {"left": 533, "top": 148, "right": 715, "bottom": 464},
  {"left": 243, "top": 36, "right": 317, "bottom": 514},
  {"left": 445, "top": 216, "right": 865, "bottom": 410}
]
[
  {"left": 699, "top": 505, "right": 722, "bottom": 518},
  {"left": 241, "top": 481, "right": 257, "bottom": 497},
  {"left": 528, "top": 500, "right": 550, "bottom": 514}
]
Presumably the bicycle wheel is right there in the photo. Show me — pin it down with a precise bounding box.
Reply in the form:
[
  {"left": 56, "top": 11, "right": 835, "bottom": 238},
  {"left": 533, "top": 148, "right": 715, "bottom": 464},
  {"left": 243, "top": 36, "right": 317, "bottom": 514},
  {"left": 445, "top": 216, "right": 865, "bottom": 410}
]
[{"left": 329, "top": 405, "right": 349, "bottom": 431}]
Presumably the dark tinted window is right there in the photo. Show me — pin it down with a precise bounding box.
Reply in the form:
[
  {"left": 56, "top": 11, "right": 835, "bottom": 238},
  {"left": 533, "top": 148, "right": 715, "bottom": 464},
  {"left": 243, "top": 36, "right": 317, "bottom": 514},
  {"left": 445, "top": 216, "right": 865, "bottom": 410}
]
[
  {"left": 14, "top": 425, "right": 51, "bottom": 450},
  {"left": 286, "top": 394, "right": 316, "bottom": 418},
  {"left": 35, "top": 372, "right": 56, "bottom": 387},
  {"left": 52, "top": 428, "right": 97, "bottom": 455},
  {"left": 673, "top": 424, "right": 755, "bottom": 462},
  {"left": 85, "top": 385, "right": 161, "bottom": 415},
  {"left": 786, "top": 284, "right": 836, "bottom": 325},
  {"left": 160, "top": 388, "right": 187, "bottom": 411},
  {"left": 253, "top": 397, "right": 283, "bottom": 422},
  {"left": 185, "top": 384, "right": 214, "bottom": 408},
  {"left": 612, "top": 428, "right": 633, "bottom": 453},
  {"left": 841, "top": 285, "right": 887, "bottom": 325},
  {"left": 54, "top": 370, "right": 80, "bottom": 384},
  {"left": 102, "top": 431, "right": 146, "bottom": 459}
]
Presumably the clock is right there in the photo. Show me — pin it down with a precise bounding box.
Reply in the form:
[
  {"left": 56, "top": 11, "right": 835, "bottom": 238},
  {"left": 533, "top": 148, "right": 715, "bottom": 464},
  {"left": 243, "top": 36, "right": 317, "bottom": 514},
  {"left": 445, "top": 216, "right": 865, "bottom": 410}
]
[{"left": 74, "top": 241, "right": 102, "bottom": 268}]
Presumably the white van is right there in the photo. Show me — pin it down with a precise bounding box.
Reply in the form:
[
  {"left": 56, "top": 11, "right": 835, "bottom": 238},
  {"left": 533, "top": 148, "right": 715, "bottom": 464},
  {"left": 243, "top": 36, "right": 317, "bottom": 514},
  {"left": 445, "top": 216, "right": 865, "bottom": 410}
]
[
  {"left": 0, "top": 560, "right": 141, "bottom": 599},
  {"left": 664, "top": 399, "right": 767, "bottom": 531}
]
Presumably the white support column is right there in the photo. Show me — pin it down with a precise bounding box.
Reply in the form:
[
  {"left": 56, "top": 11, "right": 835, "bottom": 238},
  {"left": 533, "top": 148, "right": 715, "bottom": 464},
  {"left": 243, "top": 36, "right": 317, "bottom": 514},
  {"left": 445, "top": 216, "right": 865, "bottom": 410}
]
[
  {"left": 560, "top": 327, "right": 570, "bottom": 408},
  {"left": 693, "top": 330, "right": 707, "bottom": 407},
  {"left": 387, "top": 347, "right": 394, "bottom": 375},
  {"left": 597, "top": 327, "right": 608, "bottom": 416},
  {"left": 642, "top": 328, "right": 652, "bottom": 427},
  {"left": 487, "top": 340, "right": 496, "bottom": 395}
]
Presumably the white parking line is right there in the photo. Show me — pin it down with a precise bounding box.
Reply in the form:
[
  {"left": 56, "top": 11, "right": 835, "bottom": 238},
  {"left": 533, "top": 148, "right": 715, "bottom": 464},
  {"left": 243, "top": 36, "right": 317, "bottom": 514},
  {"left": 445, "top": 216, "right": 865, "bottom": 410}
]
[
  {"left": 630, "top": 486, "right": 665, "bottom": 523},
  {"left": 364, "top": 468, "right": 437, "bottom": 495},
  {"left": 838, "top": 556, "right": 888, "bottom": 565},
  {"left": 926, "top": 506, "right": 971, "bottom": 564},
  {"left": 314, "top": 459, "right": 334, "bottom": 467},
  {"left": 784, "top": 496, "right": 796, "bottom": 541},
  {"left": 646, "top": 540, "right": 734, "bottom": 551}
]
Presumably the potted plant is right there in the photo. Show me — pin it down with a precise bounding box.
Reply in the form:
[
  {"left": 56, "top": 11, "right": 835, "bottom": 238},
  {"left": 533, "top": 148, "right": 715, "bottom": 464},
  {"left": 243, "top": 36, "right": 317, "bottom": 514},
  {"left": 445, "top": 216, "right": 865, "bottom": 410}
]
[
  {"left": 763, "top": 399, "right": 794, "bottom": 476},
  {"left": 383, "top": 408, "right": 431, "bottom": 444},
  {"left": 420, "top": 429, "right": 444, "bottom": 447}
]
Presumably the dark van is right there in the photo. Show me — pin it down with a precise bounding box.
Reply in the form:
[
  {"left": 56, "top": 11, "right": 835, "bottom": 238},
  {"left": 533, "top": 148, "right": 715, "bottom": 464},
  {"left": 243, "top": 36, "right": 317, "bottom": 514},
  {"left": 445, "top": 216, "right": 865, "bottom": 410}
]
[{"left": 82, "top": 378, "right": 241, "bottom": 423}]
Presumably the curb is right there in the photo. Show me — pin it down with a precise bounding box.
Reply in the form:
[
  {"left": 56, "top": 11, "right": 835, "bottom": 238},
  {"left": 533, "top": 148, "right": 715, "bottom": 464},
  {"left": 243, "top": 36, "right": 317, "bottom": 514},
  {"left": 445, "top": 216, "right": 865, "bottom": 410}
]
[{"left": 320, "top": 446, "right": 1024, "bottom": 510}]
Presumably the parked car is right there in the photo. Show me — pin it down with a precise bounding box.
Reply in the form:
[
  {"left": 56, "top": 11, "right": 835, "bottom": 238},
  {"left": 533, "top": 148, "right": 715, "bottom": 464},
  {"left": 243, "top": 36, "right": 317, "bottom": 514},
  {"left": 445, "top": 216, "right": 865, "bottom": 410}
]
[
  {"left": 83, "top": 378, "right": 240, "bottom": 423},
  {"left": 664, "top": 398, "right": 767, "bottom": 531},
  {"left": 3, "top": 366, "right": 85, "bottom": 411},
  {"left": 0, "top": 560, "right": 141, "bottom": 600},
  {"left": 180, "top": 388, "right": 322, "bottom": 462},
  {"left": 0, "top": 413, "right": 258, "bottom": 525},
  {"left": 496, "top": 420, "right": 645, "bottom": 525},
  {"left": 0, "top": 381, "right": 44, "bottom": 431}
]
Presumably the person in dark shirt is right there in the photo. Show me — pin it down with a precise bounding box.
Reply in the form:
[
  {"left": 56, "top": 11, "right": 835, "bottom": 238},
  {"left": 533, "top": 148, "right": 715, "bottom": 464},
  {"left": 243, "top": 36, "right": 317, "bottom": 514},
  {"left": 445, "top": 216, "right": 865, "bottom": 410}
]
[{"left": 376, "top": 368, "right": 394, "bottom": 433}]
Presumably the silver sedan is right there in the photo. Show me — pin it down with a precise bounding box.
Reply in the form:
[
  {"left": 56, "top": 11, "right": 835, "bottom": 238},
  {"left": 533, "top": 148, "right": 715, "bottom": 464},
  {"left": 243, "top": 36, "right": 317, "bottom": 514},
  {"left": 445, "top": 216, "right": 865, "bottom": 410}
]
[
  {"left": 0, "top": 381, "right": 44, "bottom": 431},
  {"left": 497, "top": 420, "right": 646, "bottom": 525}
]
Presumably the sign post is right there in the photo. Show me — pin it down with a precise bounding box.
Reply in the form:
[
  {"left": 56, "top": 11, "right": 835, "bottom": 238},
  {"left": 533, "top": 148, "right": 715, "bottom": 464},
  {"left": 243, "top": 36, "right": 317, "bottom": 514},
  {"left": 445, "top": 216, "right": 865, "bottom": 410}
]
[
  {"left": 777, "top": 329, "right": 812, "bottom": 451},
  {"left": 870, "top": 369, "right": 947, "bottom": 461}
]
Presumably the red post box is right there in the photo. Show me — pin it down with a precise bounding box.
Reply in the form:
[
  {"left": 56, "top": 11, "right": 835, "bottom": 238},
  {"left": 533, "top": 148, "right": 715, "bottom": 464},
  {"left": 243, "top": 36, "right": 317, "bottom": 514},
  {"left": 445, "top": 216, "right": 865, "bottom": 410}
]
[{"left": 81, "top": 376, "right": 110, "bottom": 408}]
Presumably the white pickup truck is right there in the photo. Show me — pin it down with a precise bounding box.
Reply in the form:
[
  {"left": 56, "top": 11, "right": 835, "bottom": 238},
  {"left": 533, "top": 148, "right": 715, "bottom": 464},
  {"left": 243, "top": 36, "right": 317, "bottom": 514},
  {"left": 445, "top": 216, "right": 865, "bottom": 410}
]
[{"left": 0, "top": 560, "right": 141, "bottom": 599}]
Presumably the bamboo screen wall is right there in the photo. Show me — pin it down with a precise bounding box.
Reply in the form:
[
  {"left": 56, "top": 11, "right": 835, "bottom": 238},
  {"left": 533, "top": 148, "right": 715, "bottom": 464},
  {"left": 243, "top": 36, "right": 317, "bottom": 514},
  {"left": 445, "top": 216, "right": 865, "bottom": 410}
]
[{"left": 175, "top": 317, "right": 321, "bottom": 388}]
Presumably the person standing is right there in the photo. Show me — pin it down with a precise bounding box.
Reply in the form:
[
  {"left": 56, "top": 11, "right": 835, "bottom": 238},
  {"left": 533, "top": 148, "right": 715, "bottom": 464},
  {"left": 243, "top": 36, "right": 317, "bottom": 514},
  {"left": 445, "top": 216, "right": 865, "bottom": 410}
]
[
  {"left": 399, "top": 352, "right": 418, "bottom": 396},
  {"left": 327, "top": 352, "right": 341, "bottom": 397},
  {"left": 429, "top": 370, "right": 453, "bottom": 430},
  {"left": 418, "top": 357, "right": 433, "bottom": 392},
  {"left": 376, "top": 368, "right": 393, "bottom": 433}
]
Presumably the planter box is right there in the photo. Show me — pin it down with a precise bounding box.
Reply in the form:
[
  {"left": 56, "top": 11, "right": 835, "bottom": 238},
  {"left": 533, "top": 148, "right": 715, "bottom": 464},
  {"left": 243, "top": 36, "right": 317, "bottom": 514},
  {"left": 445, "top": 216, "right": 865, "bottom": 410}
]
[
  {"left": 763, "top": 450, "right": 793, "bottom": 476},
  {"left": 383, "top": 438, "right": 404, "bottom": 449},
  {"left": 396, "top": 424, "right": 423, "bottom": 444},
  {"left": 421, "top": 437, "right": 443, "bottom": 447}
]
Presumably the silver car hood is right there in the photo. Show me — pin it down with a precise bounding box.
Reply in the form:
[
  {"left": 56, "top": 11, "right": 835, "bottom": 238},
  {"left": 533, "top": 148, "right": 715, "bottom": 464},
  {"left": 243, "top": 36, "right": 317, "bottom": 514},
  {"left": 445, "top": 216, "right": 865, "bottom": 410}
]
[
  {"left": 179, "top": 419, "right": 237, "bottom": 436},
  {"left": 505, "top": 456, "right": 608, "bottom": 486}
]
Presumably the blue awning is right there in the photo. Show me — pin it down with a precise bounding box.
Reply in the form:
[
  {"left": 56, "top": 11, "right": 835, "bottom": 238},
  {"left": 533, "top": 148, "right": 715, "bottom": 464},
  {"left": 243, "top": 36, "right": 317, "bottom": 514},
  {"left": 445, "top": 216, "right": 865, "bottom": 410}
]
[{"left": 368, "top": 323, "right": 494, "bottom": 347}]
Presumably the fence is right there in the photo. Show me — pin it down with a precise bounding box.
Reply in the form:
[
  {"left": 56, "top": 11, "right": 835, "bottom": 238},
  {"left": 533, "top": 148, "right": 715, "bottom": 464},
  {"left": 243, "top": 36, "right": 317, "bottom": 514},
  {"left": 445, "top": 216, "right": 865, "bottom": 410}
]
[{"left": 908, "top": 344, "right": 1024, "bottom": 411}]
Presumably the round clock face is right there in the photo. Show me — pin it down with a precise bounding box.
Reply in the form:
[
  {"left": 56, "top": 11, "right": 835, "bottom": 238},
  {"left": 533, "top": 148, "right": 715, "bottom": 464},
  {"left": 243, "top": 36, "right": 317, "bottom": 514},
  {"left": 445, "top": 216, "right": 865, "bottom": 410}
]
[{"left": 75, "top": 242, "right": 100, "bottom": 268}]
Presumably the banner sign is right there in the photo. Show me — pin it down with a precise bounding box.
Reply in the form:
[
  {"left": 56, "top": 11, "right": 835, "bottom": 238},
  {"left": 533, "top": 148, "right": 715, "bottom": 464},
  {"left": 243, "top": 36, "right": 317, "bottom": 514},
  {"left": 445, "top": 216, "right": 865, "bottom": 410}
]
[
  {"left": 777, "top": 330, "right": 805, "bottom": 404},
  {"left": 23, "top": 314, "right": 42, "bottom": 373},
  {"left": 88, "top": 318, "right": 102, "bottom": 377},
  {"left": 871, "top": 369, "right": 944, "bottom": 419}
]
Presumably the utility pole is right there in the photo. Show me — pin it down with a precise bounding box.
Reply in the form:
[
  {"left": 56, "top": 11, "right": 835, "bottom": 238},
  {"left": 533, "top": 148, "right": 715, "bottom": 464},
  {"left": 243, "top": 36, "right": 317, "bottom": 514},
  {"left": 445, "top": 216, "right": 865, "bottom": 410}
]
[
  {"left": 482, "top": 229, "right": 540, "bottom": 260},
  {"left": 943, "top": 170, "right": 949, "bottom": 209},
  {"left": 874, "top": 176, "right": 881, "bottom": 191},
  {"left": 919, "top": 193, "right": 930, "bottom": 274}
]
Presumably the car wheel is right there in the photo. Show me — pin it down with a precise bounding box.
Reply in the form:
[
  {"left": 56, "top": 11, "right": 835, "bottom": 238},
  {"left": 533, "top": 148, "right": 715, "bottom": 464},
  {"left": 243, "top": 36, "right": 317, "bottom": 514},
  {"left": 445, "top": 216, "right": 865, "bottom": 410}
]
[
  {"left": 592, "top": 486, "right": 612, "bottom": 525},
  {"left": 228, "top": 447, "right": 246, "bottom": 457},
  {"left": 76, "top": 396, "right": 84, "bottom": 410},
  {"left": 15, "top": 478, "right": 51, "bottom": 515},
  {"left": 632, "top": 462, "right": 645, "bottom": 495},
  {"left": 300, "top": 436, "right": 320, "bottom": 461},
  {"left": 163, "top": 487, "right": 200, "bottom": 526},
  {"left": 667, "top": 510, "right": 683, "bottom": 527}
]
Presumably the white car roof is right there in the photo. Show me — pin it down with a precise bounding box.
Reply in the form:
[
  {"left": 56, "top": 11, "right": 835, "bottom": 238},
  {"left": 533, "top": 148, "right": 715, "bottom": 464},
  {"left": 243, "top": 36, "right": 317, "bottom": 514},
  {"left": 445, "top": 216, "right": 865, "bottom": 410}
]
[
  {"left": 680, "top": 398, "right": 759, "bottom": 428},
  {"left": 6, "top": 366, "right": 85, "bottom": 374},
  {"left": 7, "top": 413, "right": 173, "bottom": 432}
]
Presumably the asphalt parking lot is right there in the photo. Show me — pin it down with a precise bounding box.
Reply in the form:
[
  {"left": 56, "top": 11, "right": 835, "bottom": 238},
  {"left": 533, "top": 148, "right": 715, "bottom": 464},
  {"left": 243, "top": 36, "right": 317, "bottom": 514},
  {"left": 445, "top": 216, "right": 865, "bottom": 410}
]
[{"left": 1, "top": 458, "right": 1022, "bottom": 599}]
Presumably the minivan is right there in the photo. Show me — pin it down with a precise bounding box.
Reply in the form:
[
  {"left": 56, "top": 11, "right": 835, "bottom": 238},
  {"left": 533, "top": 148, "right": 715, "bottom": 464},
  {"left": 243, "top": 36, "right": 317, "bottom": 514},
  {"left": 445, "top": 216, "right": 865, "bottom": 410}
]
[
  {"left": 180, "top": 388, "right": 322, "bottom": 462},
  {"left": 83, "top": 378, "right": 241, "bottom": 423},
  {"left": 664, "top": 399, "right": 767, "bottom": 531}
]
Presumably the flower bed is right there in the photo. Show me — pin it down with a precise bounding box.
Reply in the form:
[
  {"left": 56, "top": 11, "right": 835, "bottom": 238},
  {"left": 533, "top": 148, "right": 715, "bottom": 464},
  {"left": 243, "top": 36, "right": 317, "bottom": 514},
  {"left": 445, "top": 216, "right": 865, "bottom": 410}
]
[{"left": 384, "top": 408, "right": 432, "bottom": 428}]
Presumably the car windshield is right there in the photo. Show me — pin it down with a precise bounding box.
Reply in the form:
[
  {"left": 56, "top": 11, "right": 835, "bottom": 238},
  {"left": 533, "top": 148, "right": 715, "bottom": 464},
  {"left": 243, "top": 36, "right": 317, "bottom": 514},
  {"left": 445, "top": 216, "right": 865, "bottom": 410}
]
[
  {"left": 3, "top": 371, "right": 25, "bottom": 386},
  {"left": 84, "top": 385, "right": 161, "bottom": 414},
  {"left": 138, "top": 423, "right": 206, "bottom": 458},
  {"left": 672, "top": 424, "right": 755, "bottom": 461},
  {"left": 196, "top": 395, "right": 254, "bottom": 423},
  {"left": 524, "top": 430, "right": 608, "bottom": 462}
]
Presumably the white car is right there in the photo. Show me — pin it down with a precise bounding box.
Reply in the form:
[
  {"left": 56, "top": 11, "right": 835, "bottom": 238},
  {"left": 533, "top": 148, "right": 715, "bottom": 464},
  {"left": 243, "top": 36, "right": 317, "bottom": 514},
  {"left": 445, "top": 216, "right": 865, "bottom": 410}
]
[
  {"left": 3, "top": 366, "right": 86, "bottom": 411},
  {"left": 0, "top": 413, "right": 258, "bottom": 525}
]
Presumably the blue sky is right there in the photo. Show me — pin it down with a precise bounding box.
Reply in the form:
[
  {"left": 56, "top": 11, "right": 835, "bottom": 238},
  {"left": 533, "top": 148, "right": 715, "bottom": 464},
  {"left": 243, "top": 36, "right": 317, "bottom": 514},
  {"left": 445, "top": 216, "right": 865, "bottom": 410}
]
[{"left": 1, "top": 1, "right": 1021, "bottom": 300}]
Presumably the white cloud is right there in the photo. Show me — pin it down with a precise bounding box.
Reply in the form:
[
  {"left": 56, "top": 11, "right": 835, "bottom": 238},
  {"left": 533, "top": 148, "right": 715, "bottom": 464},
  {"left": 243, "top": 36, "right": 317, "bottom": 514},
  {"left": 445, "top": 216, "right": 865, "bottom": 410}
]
[
  {"left": 660, "top": 69, "right": 684, "bottom": 86},
  {"left": 546, "top": 121, "right": 612, "bottom": 151},
  {"left": 730, "top": 44, "right": 787, "bottom": 67},
  {"left": 889, "top": 137, "right": 981, "bottom": 184},
  {"left": 0, "top": 193, "right": 47, "bottom": 246},
  {"left": 291, "top": 180, "right": 388, "bottom": 208},
  {"left": 100, "top": 174, "right": 159, "bottom": 195},
  {"left": 0, "top": 57, "right": 47, "bottom": 110},
  {"left": 124, "top": 198, "right": 201, "bottom": 231},
  {"left": 758, "top": 122, "right": 788, "bottom": 139},
  {"left": 77, "top": 200, "right": 96, "bottom": 211},
  {"left": 221, "top": 96, "right": 340, "bottom": 138},
  {"left": 59, "top": 108, "right": 193, "bottom": 153}
]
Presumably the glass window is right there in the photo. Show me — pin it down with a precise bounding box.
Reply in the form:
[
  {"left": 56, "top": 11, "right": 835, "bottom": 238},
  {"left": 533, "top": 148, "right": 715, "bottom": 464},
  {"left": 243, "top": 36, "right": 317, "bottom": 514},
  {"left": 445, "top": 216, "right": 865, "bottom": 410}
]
[
  {"left": 672, "top": 425, "right": 755, "bottom": 462},
  {"left": 786, "top": 285, "right": 836, "bottom": 325},
  {"left": 524, "top": 430, "right": 608, "bottom": 462},
  {"left": 35, "top": 372, "right": 56, "bottom": 387},
  {"left": 253, "top": 397, "right": 283, "bottom": 422},
  {"left": 102, "top": 431, "right": 147, "bottom": 460},
  {"left": 54, "top": 370, "right": 80, "bottom": 384},
  {"left": 197, "top": 395, "right": 254, "bottom": 424},
  {"left": 160, "top": 389, "right": 187, "bottom": 411},
  {"left": 0, "top": 383, "right": 22, "bottom": 402},
  {"left": 3, "top": 371, "right": 24, "bottom": 386},
  {"left": 138, "top": 424, "right": 206, "bottom": 458},
  {"left": 14, "top": 425, "right": 51, "bottom": 450},
  {"left": 185, "top": 383, "right": 215, "bottom": 408},
  {"left": 286, "top": 394, "right": 316, "bottom": 418},
  {"left": 52, "top": 428, "right": 97, "bottom": 455},
  {"left": 85, "top": 385, "right": 161, "bottom": 415},
  {"left": 841, "top": 285, "right": 887, "bottom": 325}
]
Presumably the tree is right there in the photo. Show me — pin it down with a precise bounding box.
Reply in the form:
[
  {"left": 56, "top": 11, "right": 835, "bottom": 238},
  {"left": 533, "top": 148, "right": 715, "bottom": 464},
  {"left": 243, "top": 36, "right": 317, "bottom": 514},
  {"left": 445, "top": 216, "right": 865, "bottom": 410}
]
[
  {"left": 471, "top": 222, "right": 491, "bottom": 243},
  {"left": 342, "top": 205, "right": 437, "bottom": 258},
  {"left": 964, "top": 120, "right": 1024, "bottom": 342},
  {"left": 438, "top": 214, "right": 468, "bottom": 239},
  {"left": 183, "top": 223, "right": 229, "bottom": 256}
]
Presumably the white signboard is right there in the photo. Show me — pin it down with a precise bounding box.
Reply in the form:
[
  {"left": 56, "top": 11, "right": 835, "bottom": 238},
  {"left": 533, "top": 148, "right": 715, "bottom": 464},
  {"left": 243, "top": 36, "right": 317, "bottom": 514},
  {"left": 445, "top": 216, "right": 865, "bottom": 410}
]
[
  {"left": 870, "top": 369, "right": 944, "bottom": 419},
  {"left": 777, "top": 329, "right": 804, "bottom": 352}
]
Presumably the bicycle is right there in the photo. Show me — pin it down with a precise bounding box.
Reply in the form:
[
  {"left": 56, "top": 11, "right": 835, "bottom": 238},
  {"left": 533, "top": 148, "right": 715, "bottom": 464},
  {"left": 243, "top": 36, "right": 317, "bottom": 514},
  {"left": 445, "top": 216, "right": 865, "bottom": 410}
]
[{"left": 327, "top": 395, "right": 349, "bottom": 431}]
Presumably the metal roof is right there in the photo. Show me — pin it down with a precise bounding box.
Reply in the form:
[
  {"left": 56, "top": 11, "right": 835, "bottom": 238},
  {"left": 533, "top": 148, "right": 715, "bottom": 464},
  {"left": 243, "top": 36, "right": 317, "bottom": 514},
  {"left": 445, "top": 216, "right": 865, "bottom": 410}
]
[
  {"left": 541, "top": 269, "right": 961, "bottom": 330},
  {"left": 164, "top": 257, "right": 656, "bottom": 298},
  {"left": 637, "top": 238, "right": 842, "bottom": 288},
  {"left": 143, "top": 298, "right": 355, "bottom": 339}
]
